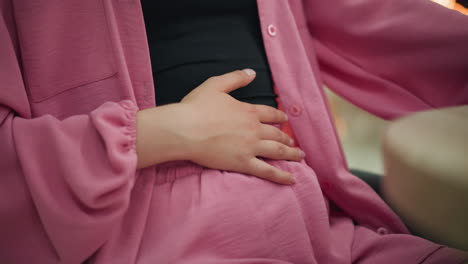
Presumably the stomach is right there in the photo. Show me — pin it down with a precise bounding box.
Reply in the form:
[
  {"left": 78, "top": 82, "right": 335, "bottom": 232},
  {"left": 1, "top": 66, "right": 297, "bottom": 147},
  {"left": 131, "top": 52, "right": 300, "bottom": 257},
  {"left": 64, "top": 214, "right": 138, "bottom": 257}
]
[{"left": 136, "top": 159, "right": 329, "bottom": 263}]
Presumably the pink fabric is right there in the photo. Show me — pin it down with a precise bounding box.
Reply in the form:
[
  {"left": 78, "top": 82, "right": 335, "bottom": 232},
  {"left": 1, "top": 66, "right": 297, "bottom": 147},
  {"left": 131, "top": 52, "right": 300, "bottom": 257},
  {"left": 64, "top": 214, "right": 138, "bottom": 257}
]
[
  {"left": 93, "top": 159, "right": 465, "bottom": 264},
  {"left": 1, "top": 0, "right": 467, "bottom": 263}
]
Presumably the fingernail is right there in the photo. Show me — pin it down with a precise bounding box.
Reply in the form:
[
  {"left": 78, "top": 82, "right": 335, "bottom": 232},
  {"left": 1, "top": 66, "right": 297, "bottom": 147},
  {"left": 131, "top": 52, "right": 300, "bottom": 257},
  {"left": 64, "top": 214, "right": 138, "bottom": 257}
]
[
  {"left": 289, "top": 138, "right": 294, "bottom": 146},
  {"left": 300, "top": 150, "right": 306, "bottom": 159},
  {"left": 289, "top": 176, "right": 297, "bottom": 184},
  {"left": 242, "top": 68, "right": 256, "bottom": 76},
  {"left": 284, "top": 114, "right": 289, "bottom": 121}
]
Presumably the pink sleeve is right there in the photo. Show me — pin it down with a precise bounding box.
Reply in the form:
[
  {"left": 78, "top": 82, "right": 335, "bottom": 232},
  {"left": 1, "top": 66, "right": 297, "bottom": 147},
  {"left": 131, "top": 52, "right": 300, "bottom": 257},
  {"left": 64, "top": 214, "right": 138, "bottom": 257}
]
[
  {"left": 303, "top": 0, "right": 468, "bottom": 119},
  {"left": 0, "top": 3, "right": 139, "bottom": 263}
]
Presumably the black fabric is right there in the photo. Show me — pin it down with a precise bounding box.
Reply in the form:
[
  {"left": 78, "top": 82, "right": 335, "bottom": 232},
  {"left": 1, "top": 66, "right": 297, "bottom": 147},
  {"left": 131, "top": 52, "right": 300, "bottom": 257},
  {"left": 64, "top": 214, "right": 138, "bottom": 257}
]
[
  {"left": 350, "top": 169, "right": 383, "bottom": 197},
  {"left": 142, "top": 0, "right": 277, "bottom": 107},
  {"left": 457, "top": 0, "right": 468, "bottom": 8}
]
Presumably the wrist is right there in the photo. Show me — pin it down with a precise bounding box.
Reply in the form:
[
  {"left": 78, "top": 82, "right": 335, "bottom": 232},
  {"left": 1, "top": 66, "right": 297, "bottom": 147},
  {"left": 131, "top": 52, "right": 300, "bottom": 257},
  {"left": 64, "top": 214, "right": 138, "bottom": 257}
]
[{"left": 135, "top": 103, "right": 191, "bottom": 169}]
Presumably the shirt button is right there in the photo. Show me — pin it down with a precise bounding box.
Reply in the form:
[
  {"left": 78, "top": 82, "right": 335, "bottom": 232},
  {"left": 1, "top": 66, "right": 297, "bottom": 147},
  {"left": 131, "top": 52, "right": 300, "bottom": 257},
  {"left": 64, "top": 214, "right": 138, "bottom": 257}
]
[
  {"left": 267, "top": 24, "right": 277, "bottom": 37},
  {"left": 377, "top": 227, "right": 389, "bottom": 235},
  {"left": 289, "top": 104, "right": 303, "bottom": 117}
]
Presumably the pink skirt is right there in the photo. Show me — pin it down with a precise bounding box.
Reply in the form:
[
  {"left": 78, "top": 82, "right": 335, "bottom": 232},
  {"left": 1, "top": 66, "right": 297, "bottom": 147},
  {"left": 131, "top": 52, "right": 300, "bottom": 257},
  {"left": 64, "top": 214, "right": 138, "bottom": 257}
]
[{"left": 135, "top": 159, "right": 467, "bottom": 264}]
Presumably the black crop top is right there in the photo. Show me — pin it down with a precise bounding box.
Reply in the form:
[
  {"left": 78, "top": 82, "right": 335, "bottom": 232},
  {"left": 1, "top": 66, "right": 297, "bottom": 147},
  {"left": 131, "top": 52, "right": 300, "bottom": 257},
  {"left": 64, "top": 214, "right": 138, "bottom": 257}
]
[{"left": 142, "top": 0, "right": 278, "bottom": 108}]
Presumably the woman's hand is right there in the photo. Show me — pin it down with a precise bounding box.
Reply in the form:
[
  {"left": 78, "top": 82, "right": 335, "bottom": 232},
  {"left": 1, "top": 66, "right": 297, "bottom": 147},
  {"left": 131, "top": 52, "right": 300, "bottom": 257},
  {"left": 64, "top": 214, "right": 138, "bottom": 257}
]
[
  {"left": 179, "top": 69, "right": 303, "bottom": 184},
  {"left": 136, "top": 69, "right": 303, "bottom": 184}
]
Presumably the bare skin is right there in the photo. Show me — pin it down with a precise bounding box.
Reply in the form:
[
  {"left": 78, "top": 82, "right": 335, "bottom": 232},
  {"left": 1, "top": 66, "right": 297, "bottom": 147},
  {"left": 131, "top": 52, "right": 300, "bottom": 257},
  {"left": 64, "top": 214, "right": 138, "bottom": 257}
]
[{"left": 135, "top": 69, "right": 303, "bottom": 185}]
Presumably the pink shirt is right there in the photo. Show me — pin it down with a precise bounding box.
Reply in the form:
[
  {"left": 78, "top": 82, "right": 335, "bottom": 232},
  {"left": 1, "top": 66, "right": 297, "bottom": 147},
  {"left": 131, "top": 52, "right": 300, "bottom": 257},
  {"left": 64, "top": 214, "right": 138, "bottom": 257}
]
[{"left": 1, "top": 0, "right": 467, "bottom": 263}]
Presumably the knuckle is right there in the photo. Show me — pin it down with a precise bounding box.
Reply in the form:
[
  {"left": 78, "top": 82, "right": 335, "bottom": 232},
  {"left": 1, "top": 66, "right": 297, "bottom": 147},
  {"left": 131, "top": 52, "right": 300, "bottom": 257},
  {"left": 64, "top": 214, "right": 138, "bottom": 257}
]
[
  {"left": 290, "top": 148, "right": 300, "bottom": 159},
  {"left": 248, "top": 160, "right": 261, "bottom": 171},
  {"left": 207, "top": 76, "right": 218, "bottom": 82},
  {"left": 244, "top": 133, "right": 258, "bottom": 145},
  {"left": 205, "top": 76, "right": 220, "bottom": 86},
  {"left": 247, "top": 161, "right": 263, "bottom": 176},
  {"left": 232, "top": 151, "right": 251, "bottom": 165},
  {"left": 276, "top": 130, "right": 284, "bottom": 141},
  {"left": 272, "top": 170, "right": 288, "bottom": 183},
  {"left": 245, "top": 120, "right": 260, "bottom": 131},
  {"left": 276, "top": 144, "right": 286, "bottom": 156},
  {"left": 246, "top": 105, "right": 258, "bottom": 114},
  {"left": 262, "top": 107, "right": 274, "bottom": 118},
  {"left": 234, "top": 152, "right": 249, "bottom": 164},
  {"left": 217, "top": 75, "right": 232, "bottom": 85},
  {"left": 262, "top": 166, "right": 277, "bottom": 178}
]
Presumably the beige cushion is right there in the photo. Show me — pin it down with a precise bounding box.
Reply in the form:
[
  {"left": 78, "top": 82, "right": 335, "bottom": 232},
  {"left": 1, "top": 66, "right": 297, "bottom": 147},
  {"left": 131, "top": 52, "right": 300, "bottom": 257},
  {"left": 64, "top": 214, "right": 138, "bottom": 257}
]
[{"left": 383, "top": 106, "right": 468, "bottom": 250}]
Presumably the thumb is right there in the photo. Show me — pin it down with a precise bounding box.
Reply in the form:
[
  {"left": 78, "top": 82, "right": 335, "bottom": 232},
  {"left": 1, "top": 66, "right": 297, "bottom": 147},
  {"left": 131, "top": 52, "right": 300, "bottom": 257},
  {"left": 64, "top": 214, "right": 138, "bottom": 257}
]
[{"left": 204, "top": 69, "right": 256, "bottom": 94}]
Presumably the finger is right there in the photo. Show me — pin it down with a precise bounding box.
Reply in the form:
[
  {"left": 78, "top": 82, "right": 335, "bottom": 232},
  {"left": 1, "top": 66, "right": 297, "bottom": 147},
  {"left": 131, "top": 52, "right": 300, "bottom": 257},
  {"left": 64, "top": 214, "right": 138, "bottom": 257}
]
[
  {"left": 255, "top": 140, "right": 304, "bottom": 162},
  {"left": 245, "top": 158, "right": 296, "bottom": 185},
  {"left": 257, "top": 124, "right": 294, "bottom": 146},
  {"left": 202, "top": 69, "right": 256, "bottom": 94},
  {"left": 250, "top": 104, "right": 288, "bottom": 124}
]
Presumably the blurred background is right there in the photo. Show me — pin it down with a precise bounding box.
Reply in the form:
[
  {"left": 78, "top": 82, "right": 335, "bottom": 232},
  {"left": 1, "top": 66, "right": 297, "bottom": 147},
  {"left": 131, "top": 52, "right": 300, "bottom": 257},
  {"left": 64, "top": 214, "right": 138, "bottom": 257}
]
[{"left": 326, "top": 0, "right": 467, "bottom": 175}]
